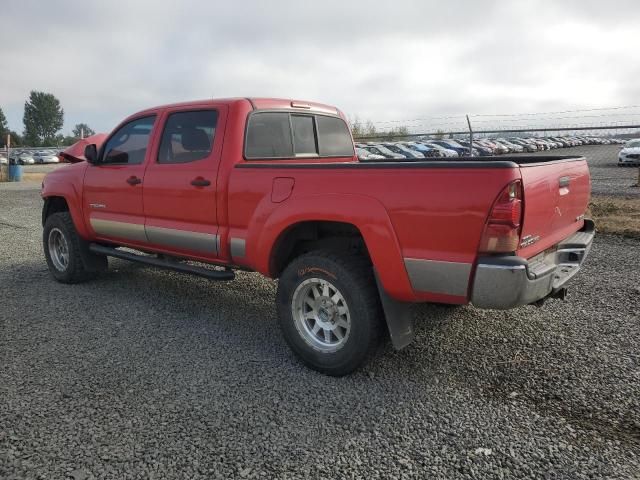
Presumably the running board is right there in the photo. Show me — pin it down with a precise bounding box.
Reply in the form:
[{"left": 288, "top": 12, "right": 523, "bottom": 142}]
[{"left": 89, "top": 244, "right": 235, "bottom": 281}]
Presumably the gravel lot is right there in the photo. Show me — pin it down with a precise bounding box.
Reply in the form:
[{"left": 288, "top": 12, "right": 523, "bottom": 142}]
[{"left": 1, "top": 160, "right": 639, "bottom": 479}]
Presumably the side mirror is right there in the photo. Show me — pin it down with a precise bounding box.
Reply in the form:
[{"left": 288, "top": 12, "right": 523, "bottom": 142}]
[{"left": 84, "top": 144, "right": 98, "bottom": 164}]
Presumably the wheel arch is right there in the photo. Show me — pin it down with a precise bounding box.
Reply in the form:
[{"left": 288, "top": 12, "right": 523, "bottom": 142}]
[
  {"left": 42, "top": 196, "right": 70, "bottom": 225},
  {"left": 251, "top": 193, "right": 415, "bottom": 302}
]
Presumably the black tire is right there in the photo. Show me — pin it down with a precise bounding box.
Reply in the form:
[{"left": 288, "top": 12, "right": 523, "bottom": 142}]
[
  {"left": 43, "top": 212, "right": 107, "bottom": 283},
  {"left": 276, "top": 250, "right": 383, "bottom": 376}
]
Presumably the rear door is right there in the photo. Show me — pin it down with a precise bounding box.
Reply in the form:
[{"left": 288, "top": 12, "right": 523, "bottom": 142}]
[
  {"left": 517, "top": 158, "right": 591, "bottom": 259},
  {"left": 83, "top": 115, "right": 157, "bottom": 245},
  {"left": 142, "top": 105, "right": 228, "bottom": 260}
]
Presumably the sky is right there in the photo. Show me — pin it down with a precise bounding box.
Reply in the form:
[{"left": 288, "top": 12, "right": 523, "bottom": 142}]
[{"left": 1, "top": 0, "right": 639, "bottom": 135}]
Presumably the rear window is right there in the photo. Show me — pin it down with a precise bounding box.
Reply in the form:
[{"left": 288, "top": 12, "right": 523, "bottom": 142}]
[
  {"left": 245, "top": 112, "right": 353, "bottom": 159},
  {"left": 316, "top": 115, "right": 354, "bottom": 156},
  {"left": 245, "top": 113, "right": 293, "bottom": 158}
]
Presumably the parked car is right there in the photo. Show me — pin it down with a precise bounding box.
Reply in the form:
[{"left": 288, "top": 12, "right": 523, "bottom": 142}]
[
  {"left": 381, "top": 142, "right": 425, "bottom": 159},
  {"left": 355, "top": 147, "right": 385, "bottom": 161},
  {"left": 508, "top": 138, "right": 538, "bottom": 152},
  {"left": 419, "top": 141, "right": 458, "bottom": 157},
  {"left": 494, "top": 139, "right": 524, "bottom": 153},
  {"left": 39, "top": 153, "right": 60, "bottom": 164},
  {"left": 0, "top": 154, "right": 7, "bottom": 165},
  {"left": 362, "top": 144, "right": 406, "bottom": 159},
  {"left": 42, "top": 97, "right": 594, "bottom": 376},
  {"left": 457, "top": 140, "right": 492, "bottom": 156},
  {"left": 402, "top": 141, "right": 446, "bottom": 158},
  {"left": 431, "top": 139, "right": 475, "bottom": 156},
  {"left": 618, "top": 139, "right": 640, "bottom": 167},
  {"left": 478, "top": 139, "right": 508, "bottom": 155},
  {"left": 18, "top": 152, "right": 35, "bottom": 165}
]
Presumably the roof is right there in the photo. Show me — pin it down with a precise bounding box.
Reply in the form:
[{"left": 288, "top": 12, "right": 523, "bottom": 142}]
[{"left": 135, "top": 97, "right": 339, "bottom": 116}]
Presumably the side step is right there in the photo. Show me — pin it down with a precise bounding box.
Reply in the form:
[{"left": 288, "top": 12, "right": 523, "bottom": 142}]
[{"left": 89, "top": 244, "right": 235, "bottom": 281}]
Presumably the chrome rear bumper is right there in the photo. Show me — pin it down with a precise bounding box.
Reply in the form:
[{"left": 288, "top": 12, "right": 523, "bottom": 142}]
[{"left": 471, "top": 219, "right": 595, "bottom": 309}]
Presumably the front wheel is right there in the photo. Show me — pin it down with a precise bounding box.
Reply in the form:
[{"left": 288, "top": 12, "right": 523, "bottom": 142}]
[
  {"left": 43, "top": 212, "right": 107, "bottom": 283},
  {"left": 276, "top": 251, "right": 383, "bottom": 376}
]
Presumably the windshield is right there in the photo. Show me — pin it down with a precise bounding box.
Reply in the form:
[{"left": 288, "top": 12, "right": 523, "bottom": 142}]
[{"left": 626, "top": 140, "right": 640, "bottom": 148}]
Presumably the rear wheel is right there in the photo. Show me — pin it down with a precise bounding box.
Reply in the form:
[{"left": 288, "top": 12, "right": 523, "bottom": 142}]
[
  {"left": 43, "top": 212, "right": 107, "bottom": 283},
  {"left": 276, "top": 251, "right": 383, "bottom": 376}
]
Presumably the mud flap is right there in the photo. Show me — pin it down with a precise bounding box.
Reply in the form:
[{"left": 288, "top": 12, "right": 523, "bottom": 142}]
[
  {"left": 374, "top": 271, "right": 415, "bottom": 350},
  {"left": 79, "top": 240, "right": 108, "bottom": 272}
]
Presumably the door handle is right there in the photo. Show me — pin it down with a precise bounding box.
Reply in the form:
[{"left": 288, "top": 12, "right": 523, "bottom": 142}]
[
  {"left": 190, "top": 177, "right": 211, "bottom": 187},
  {"left": 126, "top": 176, "right": 142, "bottom": 186}
]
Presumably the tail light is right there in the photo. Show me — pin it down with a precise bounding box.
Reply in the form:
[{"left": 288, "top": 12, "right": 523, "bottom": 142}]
[{"left": 479, "top": 180, "right": 523, "bottom": 253}]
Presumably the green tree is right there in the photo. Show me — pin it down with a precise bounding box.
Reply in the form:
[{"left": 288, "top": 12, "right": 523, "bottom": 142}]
[
  {"left": 7, "top": 131, "right": 22, "bottom": 147},
  {"left": 0, "top": 107, "right": 8, "bottom": 140},
  {"left": 72, "top": 123, "right": 95, "bottom": 139},
  {"left": 23, "top": 91, "right": 64, "bottom": 146}
]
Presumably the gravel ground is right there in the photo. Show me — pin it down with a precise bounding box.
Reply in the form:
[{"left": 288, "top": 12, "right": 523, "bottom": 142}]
[{"left": 1, "top": 178, "right": 639, "bottom": 479}]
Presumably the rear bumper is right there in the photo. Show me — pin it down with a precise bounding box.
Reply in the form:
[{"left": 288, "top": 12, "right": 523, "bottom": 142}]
[{"left": 471, "top": 219, "right": 595, "bottom": 309}]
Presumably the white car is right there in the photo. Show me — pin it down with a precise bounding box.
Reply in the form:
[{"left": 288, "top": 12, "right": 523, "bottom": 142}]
[
  {"left": 18, "top": 152, "right": 35, "bottom": 165},
  {"left": 363, "top": 144, "right": 406, "bottom": 160},
  {"left": 36, "top": 152, "right": 60, "bottom": 164},
  {"left": 618, "top": 139, "right": 640, "bottom": 167},
  {"left": 355, "top": 147, "right": 385, "bottom": 161},
  {"left": 0, "top": 155, "right": 7, "bottom": 165}
]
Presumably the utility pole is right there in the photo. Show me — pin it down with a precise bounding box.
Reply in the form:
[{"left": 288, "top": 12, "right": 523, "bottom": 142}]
[
  {"left": 466, "top": 115, "right": 474, "bottom": 157},
  {"left": 3, "top": 134, "right": 10, "bottom": 182}
]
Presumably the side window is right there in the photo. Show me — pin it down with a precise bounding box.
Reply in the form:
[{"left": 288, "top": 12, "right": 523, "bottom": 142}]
[
  {"left": 102, "top": 116, "right": 155, "bottom": 165},
  {"left": 316, "top": 116, "right": 354, "bottom": 157},
  {"left": 158, "top": 110, "right": 218, "bottom": 164},
  {"left": 245, "top": 112, "right": 293, "bottom": 159},
  {"left": 291, "top": 115, "right": 317, "bottom": 157}
]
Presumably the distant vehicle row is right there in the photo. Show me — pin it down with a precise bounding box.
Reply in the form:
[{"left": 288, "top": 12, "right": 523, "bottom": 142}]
[
  {"left": 5, "top": 149, "right": 61, "bottom": 165},
  {"left": 355, "top": 135, "right": 625, "bottom": 160}
]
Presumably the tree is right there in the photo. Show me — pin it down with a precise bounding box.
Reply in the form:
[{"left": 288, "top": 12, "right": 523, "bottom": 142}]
[
  {"left": 349, "top": 116, "right": 364, "bottom": 139},
  {"left": 386, "top": 126, "right": 409, "bottom": 141},
  {"left": 0, "top": 107, "right": 8, "bottom": 140},
  {"left": 72, "top": 123, "right": 95, "bottom": 139},
  {"left": 364, "top": 120, "right": 378, "bottom": 137},
  {"left": 23, "top": 91, "right": 64, "bottom": 146}
]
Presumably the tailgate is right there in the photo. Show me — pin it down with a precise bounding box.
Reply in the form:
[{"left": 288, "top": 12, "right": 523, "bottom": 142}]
[{"left": 517, "top": 157, "right": 591, "bottom": 259}]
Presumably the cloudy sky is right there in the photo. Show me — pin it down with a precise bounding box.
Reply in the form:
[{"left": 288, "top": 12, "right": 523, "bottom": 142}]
[{"left": 1, "top": 0, "right": 638, "bottom": 135}]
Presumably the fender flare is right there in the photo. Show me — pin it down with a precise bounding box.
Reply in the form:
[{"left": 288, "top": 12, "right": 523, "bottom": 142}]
[
  {"left": 246, "top": 193, "right": 415, "bottom": 302},
  {"left": 41, "top": 183, "right": 89, "bottom": 239}
]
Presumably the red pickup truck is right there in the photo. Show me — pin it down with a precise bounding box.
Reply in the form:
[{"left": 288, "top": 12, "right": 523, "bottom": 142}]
[{"left": 41, "top": 98, "right": 594, "bottom": 375}]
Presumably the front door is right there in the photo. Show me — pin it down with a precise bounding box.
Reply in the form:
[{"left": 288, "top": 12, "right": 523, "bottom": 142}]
[
  {"left": 83, "top": 115, "right": 157, "bottom": 246},
  {"left": 142, "top": 106, "right": 227, "bottom": 260}
]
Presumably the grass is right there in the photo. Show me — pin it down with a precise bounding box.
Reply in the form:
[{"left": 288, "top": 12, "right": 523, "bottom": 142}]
[{"left": 589, "top": 195, "right": 640, "bottom": 239}]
